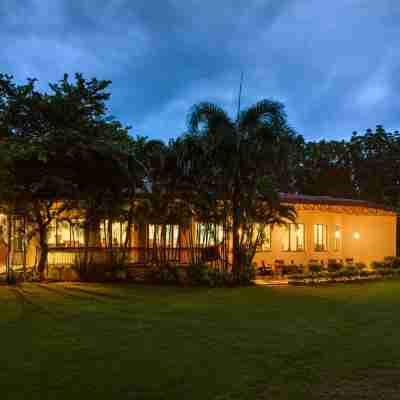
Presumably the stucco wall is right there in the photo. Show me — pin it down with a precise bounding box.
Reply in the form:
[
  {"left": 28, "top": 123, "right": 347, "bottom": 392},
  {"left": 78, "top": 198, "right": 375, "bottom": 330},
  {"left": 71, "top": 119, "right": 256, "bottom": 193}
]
[
  {"left": 253, "top": 210, "right": 397, "bottom": 267},
  {"left": 19, "top": 205, "right": 397, "bottom": 270}
]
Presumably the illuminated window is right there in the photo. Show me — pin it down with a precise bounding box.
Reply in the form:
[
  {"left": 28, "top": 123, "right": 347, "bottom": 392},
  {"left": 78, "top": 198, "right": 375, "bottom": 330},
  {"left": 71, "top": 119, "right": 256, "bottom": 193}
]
[
  {"left": 281, "top": 223, "right": 304, "bottom": 251},
  {"left": 251, "top": 224, "right": 271, "bottom": 251},
  {"left": 0, "top": 214, "right": 7, "bottom": 246},
  {"left": 334, "top": 225, "right": 341, "bottom": 251},
  {"left": 12, "top": 217, "right": 25, "bottom": 252},
  {"left": 197, "top": 224, "right": 224, "bottom": 246},
  {"left": 100, "top": 220, "right": 128, "bottom": 247},
  {"left": 148, "top": 224, "right": 179, "bottom": 247},
  {"left": 48, "top": 219, "right": 84, "bottom": 248},
  {"left": 314, "top": 224, "right": 327, "bottom": 251}
]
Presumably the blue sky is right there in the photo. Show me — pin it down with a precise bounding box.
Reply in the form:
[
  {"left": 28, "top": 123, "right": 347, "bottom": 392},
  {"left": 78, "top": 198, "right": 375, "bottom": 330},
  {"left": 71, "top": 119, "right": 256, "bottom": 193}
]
[{"left": 2, "top": 0, "right": 400, "bottom": 141}]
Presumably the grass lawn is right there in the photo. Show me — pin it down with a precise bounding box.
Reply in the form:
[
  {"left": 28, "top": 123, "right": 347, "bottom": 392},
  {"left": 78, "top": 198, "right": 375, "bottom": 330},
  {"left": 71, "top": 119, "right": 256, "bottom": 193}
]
[{"left": 1, "top": 281, "right": 400, "bottom": 399}]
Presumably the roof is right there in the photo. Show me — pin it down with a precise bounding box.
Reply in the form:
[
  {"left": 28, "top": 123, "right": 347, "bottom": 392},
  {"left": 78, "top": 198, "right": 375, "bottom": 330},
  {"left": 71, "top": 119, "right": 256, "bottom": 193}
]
[{"left": 280, "top": 193, "right": 396, "bottom": 213}]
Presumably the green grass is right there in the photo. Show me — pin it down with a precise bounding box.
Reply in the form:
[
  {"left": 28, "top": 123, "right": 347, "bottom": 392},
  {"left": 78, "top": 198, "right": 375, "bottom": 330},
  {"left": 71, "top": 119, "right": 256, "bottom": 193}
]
[{"left": 2, "top": 281, "right": 400, "bottom": 399}]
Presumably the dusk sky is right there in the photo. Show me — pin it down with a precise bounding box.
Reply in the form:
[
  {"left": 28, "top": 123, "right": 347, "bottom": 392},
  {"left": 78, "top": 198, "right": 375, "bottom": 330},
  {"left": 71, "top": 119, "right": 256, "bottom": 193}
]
[{"left": 2, "top": 1, "right": 400, "bottom": 141}]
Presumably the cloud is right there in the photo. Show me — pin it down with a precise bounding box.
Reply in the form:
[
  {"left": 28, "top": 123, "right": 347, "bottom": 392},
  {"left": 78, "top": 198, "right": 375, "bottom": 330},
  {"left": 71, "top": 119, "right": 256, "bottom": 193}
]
[{"left": 1, "top": 0, "right": 400, "bottom": 141}]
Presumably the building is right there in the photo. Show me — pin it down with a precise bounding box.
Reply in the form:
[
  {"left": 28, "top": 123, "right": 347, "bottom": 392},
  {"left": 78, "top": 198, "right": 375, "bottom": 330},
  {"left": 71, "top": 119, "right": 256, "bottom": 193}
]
[
  {"left": 0, "top": 194, "right": 397, "bottom": 278},
  {"left": 252, "top": 194, "right": 397, "bottom": 268}
]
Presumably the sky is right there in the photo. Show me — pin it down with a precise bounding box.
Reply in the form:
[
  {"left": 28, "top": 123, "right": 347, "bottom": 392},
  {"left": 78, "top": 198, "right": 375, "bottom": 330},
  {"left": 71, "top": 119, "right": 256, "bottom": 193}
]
[{"left": 1, "top": 0, "right": 400, "bottom": 142}]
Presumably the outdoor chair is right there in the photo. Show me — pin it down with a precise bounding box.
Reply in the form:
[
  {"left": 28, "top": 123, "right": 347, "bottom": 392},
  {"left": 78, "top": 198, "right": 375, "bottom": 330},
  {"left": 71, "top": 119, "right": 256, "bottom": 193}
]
[{"left": 274, "top": 259, "right": 285, "bottom": 276}]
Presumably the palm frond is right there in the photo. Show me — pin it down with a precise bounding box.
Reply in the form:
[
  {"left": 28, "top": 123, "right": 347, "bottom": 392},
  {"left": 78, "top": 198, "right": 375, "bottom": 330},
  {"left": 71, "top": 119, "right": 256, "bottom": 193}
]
[
  {"left": 187, "top": 102, "right": 233, "bottom": 135},
  {"left": 239, "top": 100, "right": 285, "bottom": 131}
]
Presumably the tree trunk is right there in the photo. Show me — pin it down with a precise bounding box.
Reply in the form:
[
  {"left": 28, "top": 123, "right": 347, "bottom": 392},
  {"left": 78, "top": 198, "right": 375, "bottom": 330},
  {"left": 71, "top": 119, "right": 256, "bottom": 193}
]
[
  {"left": 37, "top": 225, "right": 48, "bottom": 281},
  {"left": 232, "top": 184, "right": 241, "bottom": 277}
]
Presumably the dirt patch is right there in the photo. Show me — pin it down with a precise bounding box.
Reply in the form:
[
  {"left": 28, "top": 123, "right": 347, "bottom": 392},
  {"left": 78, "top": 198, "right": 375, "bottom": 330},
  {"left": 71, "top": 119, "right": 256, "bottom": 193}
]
[
  {"left": 257, "top": 368, "right": 400, "bottom": 400},
  {"left": 312, "top": 368, "right": 400, "bottom": 400}
]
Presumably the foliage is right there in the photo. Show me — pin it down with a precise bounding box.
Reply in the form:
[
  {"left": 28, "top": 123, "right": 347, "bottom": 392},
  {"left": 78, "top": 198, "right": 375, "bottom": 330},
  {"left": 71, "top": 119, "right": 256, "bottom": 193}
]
[
  {"left": 183, "top": 99, "right": 299, "bottom": 278},
  {"left": 384, "top": 256, "right": 400, "bottom": 269},
  {"left": 327, "top": 261, "right": 342, "bottom": 273},
  {"left": 0, "top": 73, "right": 143, "bottom": 279},
  {"left": 72, "top": 260, "right": 128, "bottom": 282},
  {"left": 146, "top": 264, "right": 183, "bottom": 285},
  {"left": 186, "top": 263, "right": 208, "bottom": 285},
  {"left": 308, "top": 263, "right": 322, "bottom": 274},
  {"left": 1, "top": 71, "right": 399, "bottom": 285}
]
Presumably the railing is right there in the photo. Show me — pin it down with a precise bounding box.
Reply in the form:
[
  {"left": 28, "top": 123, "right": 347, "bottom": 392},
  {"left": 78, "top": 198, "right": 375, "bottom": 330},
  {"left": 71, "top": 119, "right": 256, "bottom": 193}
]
[
  {"left": 47, "top": 247, "right": 143, "bottom": 266},
  {"left": 46, "top": 246, "right": 230, "bottom": 267}
]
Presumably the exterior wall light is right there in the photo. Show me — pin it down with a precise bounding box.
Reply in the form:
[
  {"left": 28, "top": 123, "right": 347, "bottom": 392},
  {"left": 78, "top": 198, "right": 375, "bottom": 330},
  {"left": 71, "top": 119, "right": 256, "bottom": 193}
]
[{"left": 353, "top": 232, "right": 360, "bottom": 240}]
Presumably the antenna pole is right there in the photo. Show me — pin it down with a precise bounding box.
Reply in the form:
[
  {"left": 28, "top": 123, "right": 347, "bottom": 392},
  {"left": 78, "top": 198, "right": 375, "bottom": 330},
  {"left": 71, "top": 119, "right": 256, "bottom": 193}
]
[{"left": 236, "top": 72, "right": 244, "bottom": 125}]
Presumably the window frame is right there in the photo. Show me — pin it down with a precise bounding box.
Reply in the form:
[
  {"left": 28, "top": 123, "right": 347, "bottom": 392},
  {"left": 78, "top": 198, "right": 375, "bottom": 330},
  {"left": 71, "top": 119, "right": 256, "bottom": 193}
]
[
  {"left": 333, "top": 224, "right": 341, "bottom": 252},
  {"left": 148, "top": 224, "right": 180, "bottom": 248},
  {"left": 281, "top": 223, "right": 305, "bottom": 252},
  {"left": 196, "top": 223, "right": 224, "bottom": 247},
  {"left": 314, "top": 224, "right": 328, "bottom": 252},
  {"left": 253, "top": 224, "right": 272, "bottom": 252},
  {"left": 100, "top": 220, "right": 129, "bottom": 248},
  {"left": 48, "top": 219, "right": 85, "bottom": 248}
]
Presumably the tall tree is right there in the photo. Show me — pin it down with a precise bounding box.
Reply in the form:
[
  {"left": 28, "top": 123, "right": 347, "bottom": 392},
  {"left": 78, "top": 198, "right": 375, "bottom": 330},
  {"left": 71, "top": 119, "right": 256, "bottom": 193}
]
[
  {"left": 185, "top": 100, "right": 297, "bottom": 276},
  {"left": 0, "top": 73, "right": 139, "bottom": 279}
]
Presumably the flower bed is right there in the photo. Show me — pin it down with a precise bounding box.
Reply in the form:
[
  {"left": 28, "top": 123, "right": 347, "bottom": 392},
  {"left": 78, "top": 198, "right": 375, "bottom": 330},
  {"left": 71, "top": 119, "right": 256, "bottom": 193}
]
[{"left": 288, "top": 257, "right": 400, "bottom": 285}]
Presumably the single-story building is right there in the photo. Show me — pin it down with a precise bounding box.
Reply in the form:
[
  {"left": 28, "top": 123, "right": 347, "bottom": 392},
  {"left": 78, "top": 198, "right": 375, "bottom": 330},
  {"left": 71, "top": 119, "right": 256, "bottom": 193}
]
[{"left": 0, "top": 194, "right": 397, "bottom": 276}]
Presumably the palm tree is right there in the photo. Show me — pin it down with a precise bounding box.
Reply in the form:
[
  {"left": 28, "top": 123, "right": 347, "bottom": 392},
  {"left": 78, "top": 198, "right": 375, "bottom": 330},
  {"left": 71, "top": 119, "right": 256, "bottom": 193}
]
[{"left": 186, "top": 100, "right": 298, "bottom": 276}]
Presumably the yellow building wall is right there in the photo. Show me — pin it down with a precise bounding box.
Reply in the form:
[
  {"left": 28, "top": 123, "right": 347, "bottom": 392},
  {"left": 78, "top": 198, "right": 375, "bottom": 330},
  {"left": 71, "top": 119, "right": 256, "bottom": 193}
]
[
  {"left": 20, "top": 205, "right": 397, "bottom": 270},
  {"left": 253, "top": 209, "right": 397, "bottom": 267}
]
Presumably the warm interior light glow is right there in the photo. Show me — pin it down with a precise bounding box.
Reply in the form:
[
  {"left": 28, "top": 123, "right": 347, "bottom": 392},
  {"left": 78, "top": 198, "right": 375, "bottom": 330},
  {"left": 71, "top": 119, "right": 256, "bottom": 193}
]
[
  {"left": 353, "top": 232, "right": 360, "bottom": 240},
  {"left": 335, "top": 231, "right": 340, "bottom": 239}
]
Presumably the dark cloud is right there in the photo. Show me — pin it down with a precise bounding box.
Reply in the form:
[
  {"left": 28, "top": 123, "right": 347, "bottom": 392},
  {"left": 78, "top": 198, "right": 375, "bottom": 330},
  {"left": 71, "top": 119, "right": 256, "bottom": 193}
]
[{"left": 1, "top": 0, "right": 400, "bottom": 141}]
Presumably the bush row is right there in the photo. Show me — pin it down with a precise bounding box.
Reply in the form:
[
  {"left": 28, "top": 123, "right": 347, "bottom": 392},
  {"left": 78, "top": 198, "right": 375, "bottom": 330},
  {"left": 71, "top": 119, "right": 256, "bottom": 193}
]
[
  {"left": 288, "top": 256, "right": 400, "bottom": 285},
  {"left": 10, "top": 261, "right": 256, "bottom": 287}
]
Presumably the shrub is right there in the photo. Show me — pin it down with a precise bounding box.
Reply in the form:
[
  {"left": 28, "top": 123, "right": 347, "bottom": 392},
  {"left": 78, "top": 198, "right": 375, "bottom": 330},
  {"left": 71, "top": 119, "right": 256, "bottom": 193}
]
[
  {"left": 371, "top": 260, "right": 385, "bottom": 270},
  {"left": 355, "top": 262, "right": 367, "bottom": 271},
  {"left": 206, "top": 268, "right": 232, "bottom": 287},
  {"left": 187, "top": 263, "right": 208, "bottom": 285},
  {"left": 237, "top": 262, "right": 256, "bottom": 286},
  {"left": 148, "top": 263, "right": 182, "bottom": 285},
  {"left": 384, "top": 256, "right": 400, "bottom": 269},
  {"left": 7, "top": 271, "right": 17, "bottom": 285},
  {"left": 342, "top": 265, "right": 358, "bottom": 277},
  {"left": 327, "top": 262, "right": 342, "bottom": 273},
  {"left": 73, "top": 260, "right": 129, "bottom": 282},
  {"left": 309, "top": 263, "right": 322, "bottom": 274}
]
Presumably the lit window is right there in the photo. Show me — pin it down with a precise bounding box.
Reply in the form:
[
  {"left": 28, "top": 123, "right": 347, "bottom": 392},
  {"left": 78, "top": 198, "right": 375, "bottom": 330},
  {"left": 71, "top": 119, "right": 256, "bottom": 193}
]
[
  {"left": 281, "top": 224, "right": 304, "bottom": 251},
  {"left": 148, "top": 224, "right": 179, "bottom": 247},
  {"left": 197, "top": 224, "right": 224, "bottom": 246},
  {"left": 48, "top": 219, "right": 85, "bottom": 248},
  {"left": 334, "top": 225, "right": 341, "bottom": 251},
  {"left": 314, "top": 224, "right": 327, "bottom": 251},
  {"left": 0, "top": 214, "right": 7, "bottom": 246},
  {"left": 252, "top": 224, "right": 271, "bottom": 251},
  {"left": 12, "top": 217, "right": 25, "bottom": 252},
  {"left": 100, "top": 220, "right": 128, "bottom": 247}
]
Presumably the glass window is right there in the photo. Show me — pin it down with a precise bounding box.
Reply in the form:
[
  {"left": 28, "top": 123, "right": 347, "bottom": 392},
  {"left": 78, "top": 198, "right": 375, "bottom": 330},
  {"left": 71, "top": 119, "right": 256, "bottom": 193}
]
[
  {"left": 314, "top": 224, "right": 327, "bottom": 251},
  {"left": 197, "top": 224, "right": 224, "bottom": 246},
  {"left": 281, "top": 223, "right": 304, "bottom": 251},
  {"left": 48, "top": 219, "right": 84, "bottom": 248},
  {"left": 0, "top": 214, "right": 8, "bottom": 246},
  {"left": 249, "top": 224, "right": 271, "bottom": 251},
  {"left": 100, "top": 220, "right": 128, "bottom": 247},
  {"left": 334, "top": 225, "right": 341, "bottom": 251},
  {"left": 13, "top": 217, "right": 25, "bottom": 252},
  {"left": 148, "top": 224, "right": 179, "bottom": 247}
]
